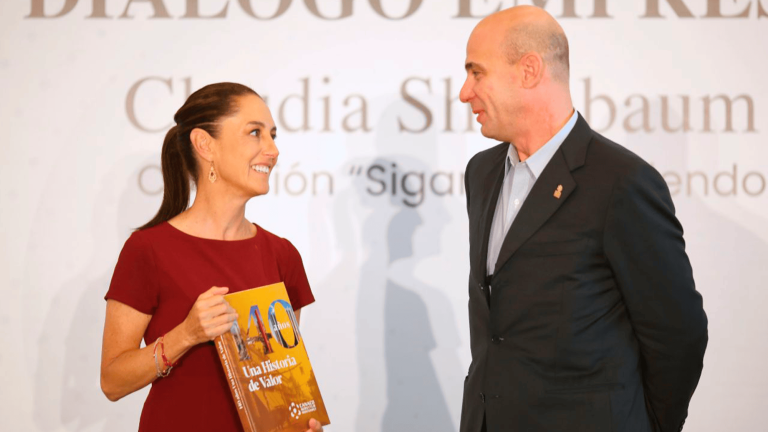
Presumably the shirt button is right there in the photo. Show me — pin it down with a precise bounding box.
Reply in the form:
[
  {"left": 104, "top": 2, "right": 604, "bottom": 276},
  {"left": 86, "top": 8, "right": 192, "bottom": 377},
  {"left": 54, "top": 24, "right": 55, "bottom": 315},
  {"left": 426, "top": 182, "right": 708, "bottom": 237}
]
[
  {"left": 514, "top": 198, "right": 520, "bottom": 208},
  {"left": 491, "top": 336, "right": 501, "bottom": 344}
]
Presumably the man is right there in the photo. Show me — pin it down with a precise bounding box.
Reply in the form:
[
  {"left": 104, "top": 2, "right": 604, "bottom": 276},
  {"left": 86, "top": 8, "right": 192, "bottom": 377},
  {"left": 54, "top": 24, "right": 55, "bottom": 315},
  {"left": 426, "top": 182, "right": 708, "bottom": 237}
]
[{"left": 459, "top": 6, "right": 707, "bottom": 432}]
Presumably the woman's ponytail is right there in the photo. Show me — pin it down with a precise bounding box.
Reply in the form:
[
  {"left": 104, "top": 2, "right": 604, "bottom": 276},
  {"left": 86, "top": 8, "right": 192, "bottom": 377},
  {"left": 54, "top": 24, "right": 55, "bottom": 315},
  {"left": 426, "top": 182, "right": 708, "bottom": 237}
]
[{"left": 138, "top": 125, "right": 191, "bottom": 230}]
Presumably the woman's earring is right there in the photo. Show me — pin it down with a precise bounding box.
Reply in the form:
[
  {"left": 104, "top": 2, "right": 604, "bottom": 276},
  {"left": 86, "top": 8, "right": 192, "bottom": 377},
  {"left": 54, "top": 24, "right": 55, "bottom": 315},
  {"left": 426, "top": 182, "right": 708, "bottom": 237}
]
[{"left": 208, "top": 161, "right": 217, "bottom": 183}]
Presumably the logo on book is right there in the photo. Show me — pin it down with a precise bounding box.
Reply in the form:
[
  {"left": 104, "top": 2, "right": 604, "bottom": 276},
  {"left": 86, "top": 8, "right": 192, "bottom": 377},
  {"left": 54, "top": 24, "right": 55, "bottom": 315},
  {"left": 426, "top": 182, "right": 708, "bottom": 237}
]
[
  {"left": 288, "top": 400, "right": 318, "bottom": 419},
  {"left": 289, "top": 402, "right": 301, "bottom": 419}
]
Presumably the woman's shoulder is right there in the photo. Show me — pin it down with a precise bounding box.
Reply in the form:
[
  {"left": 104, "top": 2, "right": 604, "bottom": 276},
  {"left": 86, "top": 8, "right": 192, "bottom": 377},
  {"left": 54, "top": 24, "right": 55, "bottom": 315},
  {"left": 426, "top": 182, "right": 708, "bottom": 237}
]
[
  {"left": 119, "top": 223, "right": 177, "bottom": 257},
  {"left": 128, "top": 222, "right": 170, "bottom": 243},
  {"left": 256, "top": 225, "right": 301, "bottom": 257}
]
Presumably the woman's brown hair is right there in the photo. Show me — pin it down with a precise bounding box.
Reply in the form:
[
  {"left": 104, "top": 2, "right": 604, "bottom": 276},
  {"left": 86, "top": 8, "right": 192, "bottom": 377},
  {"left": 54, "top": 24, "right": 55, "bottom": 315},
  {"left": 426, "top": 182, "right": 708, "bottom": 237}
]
[{"left": 139, "top": 82, "right": 259, "bottom": 230}]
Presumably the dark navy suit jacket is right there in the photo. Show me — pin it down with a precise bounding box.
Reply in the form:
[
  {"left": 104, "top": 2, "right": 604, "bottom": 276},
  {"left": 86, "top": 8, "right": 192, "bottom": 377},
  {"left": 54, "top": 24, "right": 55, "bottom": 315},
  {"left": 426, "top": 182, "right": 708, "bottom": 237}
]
[{"left": 460, "top": 115, "right": 707, "bottom": 432}]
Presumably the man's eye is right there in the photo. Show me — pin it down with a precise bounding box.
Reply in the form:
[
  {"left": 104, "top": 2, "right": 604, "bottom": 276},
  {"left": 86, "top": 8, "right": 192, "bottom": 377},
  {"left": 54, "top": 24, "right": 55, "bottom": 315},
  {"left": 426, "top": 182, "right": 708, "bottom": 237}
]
[{"left": 250, "top": 129, "right": 261, "bottom": 137}]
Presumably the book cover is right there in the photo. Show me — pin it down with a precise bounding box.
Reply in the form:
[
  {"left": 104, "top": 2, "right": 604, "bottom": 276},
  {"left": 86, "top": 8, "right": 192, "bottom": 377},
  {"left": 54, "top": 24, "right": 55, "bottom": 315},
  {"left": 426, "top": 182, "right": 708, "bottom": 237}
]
[{"left": 214, "top": 282, "right": 331, "bottom": 432}]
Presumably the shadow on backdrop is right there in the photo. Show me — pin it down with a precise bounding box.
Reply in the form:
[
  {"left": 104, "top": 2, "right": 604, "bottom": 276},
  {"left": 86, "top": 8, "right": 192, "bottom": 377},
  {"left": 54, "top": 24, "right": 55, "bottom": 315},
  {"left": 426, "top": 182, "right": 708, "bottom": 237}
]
[
  {"left": 32, "top": 154, "right": 160, "bottom": 431},
  {"left": 352, "top": 98, "right": 462, "bottom": 431}
]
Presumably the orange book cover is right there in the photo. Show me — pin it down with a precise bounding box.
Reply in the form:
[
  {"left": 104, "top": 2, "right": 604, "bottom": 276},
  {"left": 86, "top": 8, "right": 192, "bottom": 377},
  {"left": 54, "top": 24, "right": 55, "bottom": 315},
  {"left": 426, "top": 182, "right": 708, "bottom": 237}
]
[{"left": 214, "top": 282, "right": 331, "bottom": 432}]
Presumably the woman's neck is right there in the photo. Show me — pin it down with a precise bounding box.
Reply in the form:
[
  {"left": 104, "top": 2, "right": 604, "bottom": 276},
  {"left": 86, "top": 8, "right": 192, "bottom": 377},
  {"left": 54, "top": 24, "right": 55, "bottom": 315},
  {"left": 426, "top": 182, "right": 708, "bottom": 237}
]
[{"left": 169, "top": 185, "right": 255, "bottom": 241}]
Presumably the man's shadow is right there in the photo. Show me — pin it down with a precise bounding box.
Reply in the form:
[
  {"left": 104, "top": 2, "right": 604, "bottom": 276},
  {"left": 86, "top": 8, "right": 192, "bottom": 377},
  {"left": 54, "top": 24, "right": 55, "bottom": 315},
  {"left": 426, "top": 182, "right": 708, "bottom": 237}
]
[
  {"left": 381, "top": 168, "right": 458, "bottom": 432},
  {"left": 350, "top": 98, "right": 464, "bottom": 431}
]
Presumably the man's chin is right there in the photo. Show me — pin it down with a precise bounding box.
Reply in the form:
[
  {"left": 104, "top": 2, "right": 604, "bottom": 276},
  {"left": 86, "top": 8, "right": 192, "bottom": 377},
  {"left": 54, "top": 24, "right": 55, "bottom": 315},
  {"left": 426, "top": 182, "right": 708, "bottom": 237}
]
[{"left": 479, "top": 124, "right": 498, "bottom": 140}]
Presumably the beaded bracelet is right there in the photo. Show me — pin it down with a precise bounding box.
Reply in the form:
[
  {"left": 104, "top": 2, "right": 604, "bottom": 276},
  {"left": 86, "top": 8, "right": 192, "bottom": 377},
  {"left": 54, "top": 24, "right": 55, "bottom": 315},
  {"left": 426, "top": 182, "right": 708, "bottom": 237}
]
[
  {"left": 159, "top": 334, "right": 178, "bottom": 372},
  {"left": 152, "top": 338, "right": 167, "bottom": 378}
]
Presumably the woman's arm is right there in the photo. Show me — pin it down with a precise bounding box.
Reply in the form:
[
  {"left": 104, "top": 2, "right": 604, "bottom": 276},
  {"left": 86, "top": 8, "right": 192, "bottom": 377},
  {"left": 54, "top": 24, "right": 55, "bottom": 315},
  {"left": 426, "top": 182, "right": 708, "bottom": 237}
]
[{"left": 100, "top": 286, "right": 237, "bottom": 401}]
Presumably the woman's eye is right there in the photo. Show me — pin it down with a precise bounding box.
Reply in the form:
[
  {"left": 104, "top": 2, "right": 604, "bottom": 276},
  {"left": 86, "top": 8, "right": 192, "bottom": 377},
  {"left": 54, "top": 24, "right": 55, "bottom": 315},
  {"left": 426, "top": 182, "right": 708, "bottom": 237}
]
[{"left": 250, "top": 129, "right": 261, "bottom": 137}]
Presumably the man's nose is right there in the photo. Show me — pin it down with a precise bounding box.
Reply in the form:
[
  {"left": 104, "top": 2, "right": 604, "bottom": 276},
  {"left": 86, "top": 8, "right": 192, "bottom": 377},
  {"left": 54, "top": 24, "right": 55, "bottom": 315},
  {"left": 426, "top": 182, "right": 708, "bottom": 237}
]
[{"left": 459, "top": 78, "right": 473, "bottom": 103}]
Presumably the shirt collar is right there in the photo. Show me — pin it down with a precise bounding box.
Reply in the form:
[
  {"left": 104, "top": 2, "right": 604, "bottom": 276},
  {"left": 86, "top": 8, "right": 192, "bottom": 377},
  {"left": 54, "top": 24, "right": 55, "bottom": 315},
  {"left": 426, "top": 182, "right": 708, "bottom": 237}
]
[{"left": 507, "top": 109, "right": 579, "bottom": 179}]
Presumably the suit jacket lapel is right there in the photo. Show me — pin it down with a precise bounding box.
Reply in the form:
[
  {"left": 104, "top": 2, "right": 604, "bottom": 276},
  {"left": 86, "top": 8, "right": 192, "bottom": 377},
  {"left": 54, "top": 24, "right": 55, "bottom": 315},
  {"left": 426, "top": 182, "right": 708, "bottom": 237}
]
[
  {"left": 492, "top": 151, "right": 575, "bottom": 274},
  {"left": 473, "top": 145, "right": 507, "bottom": 285},
  {"left": 492, "top": 114, "right": 592, "bottom": 275}
]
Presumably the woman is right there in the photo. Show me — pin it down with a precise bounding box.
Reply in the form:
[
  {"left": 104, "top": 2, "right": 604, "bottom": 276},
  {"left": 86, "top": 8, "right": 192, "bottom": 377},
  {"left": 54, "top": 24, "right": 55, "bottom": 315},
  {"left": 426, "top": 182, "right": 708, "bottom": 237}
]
[{"left": 100, "top": 82, "right": 324, "bottom": 432}]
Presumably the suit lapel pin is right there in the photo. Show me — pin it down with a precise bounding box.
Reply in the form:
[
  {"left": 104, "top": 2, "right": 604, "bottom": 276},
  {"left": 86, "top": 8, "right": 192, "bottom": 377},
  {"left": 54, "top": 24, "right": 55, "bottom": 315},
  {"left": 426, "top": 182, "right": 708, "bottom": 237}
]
[{"left": 554, "top": 184, "right": 563, "bottom": 199}]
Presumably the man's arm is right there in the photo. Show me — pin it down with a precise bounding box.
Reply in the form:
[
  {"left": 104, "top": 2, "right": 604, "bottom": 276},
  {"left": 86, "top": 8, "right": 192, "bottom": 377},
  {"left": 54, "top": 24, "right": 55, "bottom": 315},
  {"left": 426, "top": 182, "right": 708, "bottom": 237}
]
[
  {"left": 603, "top": 162, "right": 708, "bottom": 432},
  {"left": 464, "top": 155, "right": 476, "bottom": 215}
]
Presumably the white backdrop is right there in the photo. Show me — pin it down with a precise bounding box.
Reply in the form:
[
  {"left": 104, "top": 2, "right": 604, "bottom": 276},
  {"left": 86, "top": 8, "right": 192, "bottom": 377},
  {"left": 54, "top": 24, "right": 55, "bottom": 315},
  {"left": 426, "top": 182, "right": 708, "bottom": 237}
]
[{"left": 2, "top": 1, "right": 767, "bottom": 431}]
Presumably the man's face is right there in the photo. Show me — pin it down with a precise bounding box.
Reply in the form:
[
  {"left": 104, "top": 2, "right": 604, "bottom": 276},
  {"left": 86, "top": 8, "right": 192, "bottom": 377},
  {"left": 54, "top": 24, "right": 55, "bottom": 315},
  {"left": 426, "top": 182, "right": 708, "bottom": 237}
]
[{"left": 459, "top": 25, "right": 521, "bottom": 142}]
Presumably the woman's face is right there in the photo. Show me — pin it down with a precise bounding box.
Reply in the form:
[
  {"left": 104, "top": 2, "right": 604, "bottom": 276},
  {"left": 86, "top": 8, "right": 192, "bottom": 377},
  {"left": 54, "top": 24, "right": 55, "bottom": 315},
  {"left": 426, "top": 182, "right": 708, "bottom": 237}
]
[{"left": 211, "top": 94, "right": 278, "bottom": 198}]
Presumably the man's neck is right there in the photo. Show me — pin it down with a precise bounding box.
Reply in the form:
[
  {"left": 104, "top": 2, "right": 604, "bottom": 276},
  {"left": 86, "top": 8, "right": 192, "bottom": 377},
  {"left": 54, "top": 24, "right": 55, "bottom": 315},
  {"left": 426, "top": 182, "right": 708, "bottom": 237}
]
[{"left": 513, "top": 107, "right": 574, "bottom": 162}]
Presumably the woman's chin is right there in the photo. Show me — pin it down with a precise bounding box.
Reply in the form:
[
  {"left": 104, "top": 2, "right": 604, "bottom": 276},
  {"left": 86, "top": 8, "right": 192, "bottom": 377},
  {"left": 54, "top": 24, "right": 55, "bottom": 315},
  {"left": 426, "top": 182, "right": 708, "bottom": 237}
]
[{"left": 248, "top": 184, "right": 270, "bottom": 198}]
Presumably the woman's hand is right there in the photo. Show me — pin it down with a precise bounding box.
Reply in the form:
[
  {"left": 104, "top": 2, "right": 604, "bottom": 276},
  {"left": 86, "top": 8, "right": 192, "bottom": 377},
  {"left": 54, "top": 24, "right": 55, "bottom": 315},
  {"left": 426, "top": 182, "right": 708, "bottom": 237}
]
[
  {"left": 100, "top": 287, "right": 237, "bottom": 401},
  {"left": 304, "top": 418, "right": 324, "bottom": 432},
  {"left": 181, "top": 286, "right": 238, "bottom": 345}
]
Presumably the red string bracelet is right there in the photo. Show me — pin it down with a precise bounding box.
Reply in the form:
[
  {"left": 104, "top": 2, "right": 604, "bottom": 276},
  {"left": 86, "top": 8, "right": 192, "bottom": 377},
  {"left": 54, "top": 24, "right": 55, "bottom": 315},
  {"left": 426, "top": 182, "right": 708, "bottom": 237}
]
[{"left": 160, "top": 334, "right": 179, "bottom": 369}]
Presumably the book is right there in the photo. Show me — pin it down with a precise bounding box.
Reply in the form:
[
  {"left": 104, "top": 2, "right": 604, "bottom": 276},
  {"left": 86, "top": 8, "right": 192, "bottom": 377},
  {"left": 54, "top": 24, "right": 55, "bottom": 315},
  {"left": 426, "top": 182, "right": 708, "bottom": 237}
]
[{"left": 214, "top": 282, "right": 331, "bottom": 432}]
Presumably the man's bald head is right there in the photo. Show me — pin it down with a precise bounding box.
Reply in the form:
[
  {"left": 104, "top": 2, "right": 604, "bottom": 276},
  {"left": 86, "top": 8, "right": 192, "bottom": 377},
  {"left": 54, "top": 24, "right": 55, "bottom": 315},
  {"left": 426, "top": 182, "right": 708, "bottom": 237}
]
[
  {"left": 461, "top": 6, "right": 574, "bottom": 144},
  {"left": 479, "top": 6, "right": 570, "bottom": 84}
]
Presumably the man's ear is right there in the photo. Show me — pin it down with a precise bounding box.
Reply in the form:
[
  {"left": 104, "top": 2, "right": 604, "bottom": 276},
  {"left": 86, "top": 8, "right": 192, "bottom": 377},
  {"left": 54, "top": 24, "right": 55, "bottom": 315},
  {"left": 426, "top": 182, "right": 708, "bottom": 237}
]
[
  {"left": 519, "top": 52, "right": 544, "bottom": 89},
  {"left": 190, "top": 128, "right": 214, "bottom": 162}
]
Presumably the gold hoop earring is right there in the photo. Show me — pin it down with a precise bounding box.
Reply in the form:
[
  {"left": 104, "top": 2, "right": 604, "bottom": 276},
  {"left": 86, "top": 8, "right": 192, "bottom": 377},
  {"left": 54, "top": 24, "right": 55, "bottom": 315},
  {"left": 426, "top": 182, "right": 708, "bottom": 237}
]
[{"left": 208, "top": 161, "right": 217, "bottom": 183}]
